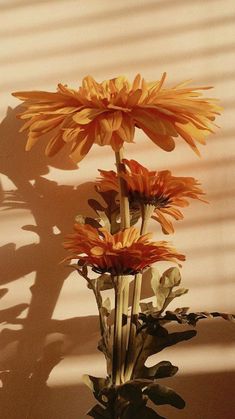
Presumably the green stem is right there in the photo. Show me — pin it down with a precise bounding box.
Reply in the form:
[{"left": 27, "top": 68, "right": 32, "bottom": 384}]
[
  {"left": 121, "top": 276, "right": 129, "bottom": 382},
  {"left": 115, "top": 149, "right": 130, "bottom": 230},
  {"left": 113, "top": 276, "right": 123, "bottom": 385},
  {"left": 113, "top": 149, "right": 130, "bottom": 385},
  {"left": 112, "top": 279, "right": 118, "bottom": 384},
  {"left": 124, "top": 204, "right": 155, "bottom": 381},
  {"left": 131, "top": 204, "right": 153, "bottom": 318}
]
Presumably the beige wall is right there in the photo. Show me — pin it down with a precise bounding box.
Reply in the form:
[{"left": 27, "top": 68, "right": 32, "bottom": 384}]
[{"left": 0, "top": 1, "right": 235, "bottom": 418}]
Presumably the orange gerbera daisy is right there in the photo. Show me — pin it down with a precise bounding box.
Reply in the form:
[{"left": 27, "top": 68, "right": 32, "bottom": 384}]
[
  {"left": 64, "top": 224, "right": 185, "bottom": 275},
  {"left": 12, "top": 74, "right": 220, "bottom": 162},
  {"left": 97, "top": 159, "right": 206, "bottom": 234}
]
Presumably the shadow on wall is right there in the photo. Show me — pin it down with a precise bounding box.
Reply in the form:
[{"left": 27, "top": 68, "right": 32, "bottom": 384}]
[{"left": 0, "top": 107, "right": 101, "bottom": 419}]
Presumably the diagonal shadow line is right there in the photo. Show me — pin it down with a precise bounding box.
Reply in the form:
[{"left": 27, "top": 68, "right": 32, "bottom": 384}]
[
  {"left": 186, "top": 242, "right": 235, "bottom": 257},
  {"left": 193, "top": 71, "right": 235, "bottom": 85},
  {"left": 89, "top": 41, "right": 235, "bottom": 74},
  {"left": 1, "top": 14, "right": 235, "bottom": 66},
  {"left": 123, "top": 127, "right": 234, "bottom": 166},
  {"left": 4, "top": 42, "right": 235, "bottom": 93},
  {"left": 208, "top": 189, "right": 235, "bottom": 201},
  {"left": 67, "top": 129, "right": 235, "bottom": 169},
  {"left": 0, "top": 0, "right": 65, "bottom": 11},
  {"left": 222, "top": 98, "right": 235, "bottom": 109},
  {"left": 0, "top": 0, "right": 220, "bottom": 36},
  {"left": 172, "top": 154, "right": 235, "bottom": 173}
]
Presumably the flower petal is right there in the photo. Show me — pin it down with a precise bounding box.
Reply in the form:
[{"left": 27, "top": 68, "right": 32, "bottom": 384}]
[
  {"left": 30, "top": 115, "right": 64, "bottom": 133},
  {"left": 99, "top": 111, "right": 122, "bottom": 132},
  {"left": 117, "top": 114, "right": 135, "bottom": 142},
  {"left": 153, "top": 209, "right": 175, "bottom": 234},
  {"left": 45, "top": 131, "right": 65, "bottom": 156},
  {"left": 73, "top": 108, "right": 106, "bottom": 125},
  {"left": 175, "top": 123, "right": 201, "bottom": 155},
  {"left": 141, "top": 125, "right": 175, "bottom": 151},
  {"left": 69, "top": 132, "right": 94, "bottom": 163},
  {"left": 12, "top": 90, "right": 65, "bottom": 101}
]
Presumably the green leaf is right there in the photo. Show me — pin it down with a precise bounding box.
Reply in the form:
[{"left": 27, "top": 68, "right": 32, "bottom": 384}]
[
  {"left": 143, "top": 267, "right": 188, "bottom": 314},
  {"left": 101, "top": 298, "right": 111, "bottom": 317},
  {"left": 140, "top": 302, "right": 154, "bottom": 315},
  {"left": 118, "top": 382, "right": 143, "bottom": 404},
  {"left": 161, "top": 310, "right": 235, "bottom": 326},
  {"left": 82, "top": 375, "right": 109, "bottom": 394},
  {"left": 74, "top": 215, "right": 100, "bottom": 230},
  {"left": 150, "top": 268, "right": 161, "bottom": 296},
  {"left": 140, "top": 407, "right": 166, "bottom": 419},
  {"left": 133, "top": 329, "right": 196, "bottom": 378},
  {"left": 87, "top": 278, "right": 97, "bottom": 290},
  {"left": 144, "top": 383, "right": 185, "bottom": 409},
  {"left": 96, "top": 210, "right": 111, "bottom": 231},
  {"left": 121, "top": 405, "right": 165, "bottom": 419},
  {"left": 161, "top": 267, "right": 181, "bottom": 288},
  {"left": 142, "top": 361, "right": 178, "bottom": 379},
  {"left": 88, "top": 198, "right": 105, "bottom": 212},
  {"left": 130, "top": 206, "right": 141, "bottom": 227},
  {"left": 89, "top": 190, "right": 120, "bottom": 234},
  {"left": 97, "top": 333, "right": 112, "bottom": 375},
  {"left": 87, "top": 404, "right": 112, "bottom": 419},
  {"left": 170, "top": 288, "right": 188, "bottom": 298},
  {"left": 97, "top": 274, "right": 114, "bottom": 291},
  {"left": 83, "top": 375, "right": 112, "bottom": 408},
  {"left": 75, "top": 214, "right": 86, "bottom": 224},
  {"left": 213, "top": 312, "right": 235, "bottom": 322}
]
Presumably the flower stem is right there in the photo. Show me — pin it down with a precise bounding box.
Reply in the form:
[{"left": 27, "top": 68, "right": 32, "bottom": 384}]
[
  {"left": 121, "top": 276, "right": 129, "bottom": 381},
  {"left": 113, "top": 149, "right": 130, "bottom": 384},
  {"left": 113, "top": 276, "right": 124, "bottom": 385},
  {"left": 115, "top": 149, "right": 130, "bottom": 230},
  {"left": 112, "top": 280, "right": 118, "bottom": 384},
  {"left": 124, "top": 204, "right": 155, "bottom": 381}
]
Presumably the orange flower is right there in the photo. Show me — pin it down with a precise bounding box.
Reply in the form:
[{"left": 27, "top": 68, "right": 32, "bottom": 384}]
[
  {"left": 12, "top": 74, "right": 220, "bottom": 162},
  {"left": 97, "top": 159, "right": 206, "bottom": 234},
  {"left": 64, "top": 224, "right": 185, "bottom": 275}
]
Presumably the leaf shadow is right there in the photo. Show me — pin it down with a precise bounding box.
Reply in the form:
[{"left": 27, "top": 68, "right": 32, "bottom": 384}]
[{"left": 0, "top": 107, "right": 101, "bottom": 418}]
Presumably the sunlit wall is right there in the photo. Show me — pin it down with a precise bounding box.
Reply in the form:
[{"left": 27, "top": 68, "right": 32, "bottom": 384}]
[{"left": 0, "top": 1, "right": 235, "bottom": 418}]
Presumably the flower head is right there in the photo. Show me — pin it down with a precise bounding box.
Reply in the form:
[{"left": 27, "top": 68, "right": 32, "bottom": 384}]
[
  {"left": 97, "top": 159, "right": 206, "bottom": 234},
  {"left": 12, "top": 74, "right": 220, "bottom": 162},
  {"left": 64, "top": 224, "right": 185, "bottom": 275}
]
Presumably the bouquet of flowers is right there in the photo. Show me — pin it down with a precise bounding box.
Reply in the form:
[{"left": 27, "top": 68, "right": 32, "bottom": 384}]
[{"left": 13, "top": 73, "right": 234, "bottom": 418}]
